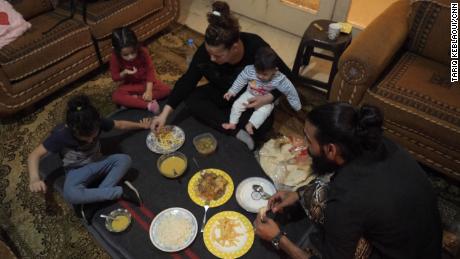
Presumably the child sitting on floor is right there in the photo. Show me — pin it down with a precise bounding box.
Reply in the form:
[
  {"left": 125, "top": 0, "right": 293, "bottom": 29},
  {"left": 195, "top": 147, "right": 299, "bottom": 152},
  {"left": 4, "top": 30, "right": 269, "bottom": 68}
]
[
  {"left": 27, "top": 95, "right": 149, "bottom": 224},
  {"left": 110, "top": 27, "right": 171, "bottom": 114},
  {"left": 222, "top": 47, "right": 301, "bottom": 134}
]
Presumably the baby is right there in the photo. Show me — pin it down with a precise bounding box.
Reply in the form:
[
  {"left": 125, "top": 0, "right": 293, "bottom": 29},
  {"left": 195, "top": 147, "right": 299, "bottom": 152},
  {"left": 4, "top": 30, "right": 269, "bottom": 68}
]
[{"left": 222, "top": 47, "right": 301, "bottom": 134}]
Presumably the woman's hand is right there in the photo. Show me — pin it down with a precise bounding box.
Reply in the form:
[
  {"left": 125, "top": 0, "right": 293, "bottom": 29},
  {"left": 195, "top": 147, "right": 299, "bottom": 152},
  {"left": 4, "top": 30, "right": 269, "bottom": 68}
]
[
  {"left": 223, "top": 92, "right": 234, "bottom": 101},
  {"left": 244, "top": 93, "right": 274, "bottom": 109},
  {"left": 29, "top": 180, "right": 47, "bottom": 193},
  {"left": 150, "top": 105, "right": 173, "bottom": 132},
  {"left": 150, "top": 113, "right": 167, "bottom": 132},
  {"left": 253, "top": 213, "right": 280, "bottom": 241},
  {"left": 268, "top": 191, "right": 300, "bottom": 214}
]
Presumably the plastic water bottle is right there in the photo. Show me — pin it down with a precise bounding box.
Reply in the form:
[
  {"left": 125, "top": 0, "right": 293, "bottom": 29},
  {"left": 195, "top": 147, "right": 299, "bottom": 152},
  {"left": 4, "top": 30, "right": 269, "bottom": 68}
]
[{"left": 185, "top": 38, "right": 197, "bottom": 67}]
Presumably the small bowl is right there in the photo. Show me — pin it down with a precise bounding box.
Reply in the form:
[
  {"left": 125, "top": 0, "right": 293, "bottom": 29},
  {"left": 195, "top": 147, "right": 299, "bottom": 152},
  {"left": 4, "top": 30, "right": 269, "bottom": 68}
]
[
  {"left": 157, "top": 151, "right": 188, "bottom": 178},
  {"left": 105, "top": 208, "right": 132, "bottom": 233},
  {"left": 193, "top": 133, "right": 217, "bottom": 155}
]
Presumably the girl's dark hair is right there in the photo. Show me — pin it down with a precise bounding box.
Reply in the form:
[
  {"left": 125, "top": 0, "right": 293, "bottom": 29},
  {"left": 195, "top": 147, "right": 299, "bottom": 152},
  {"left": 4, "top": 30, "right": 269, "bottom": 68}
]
[
  {"left": 205, "top": 1, "right": 240, "bottom": 48},
  {"left": 66, "top": 95, "right": 101, "bottom": 137},
  {"left": 111, "top": 27, "right": 139, "bottom": 57},
  {"left": 254, "top": 47, "right": 278, "bottom": 72},
  {"left": 306, "top": 102, "right": 384, "bottom": 161}
]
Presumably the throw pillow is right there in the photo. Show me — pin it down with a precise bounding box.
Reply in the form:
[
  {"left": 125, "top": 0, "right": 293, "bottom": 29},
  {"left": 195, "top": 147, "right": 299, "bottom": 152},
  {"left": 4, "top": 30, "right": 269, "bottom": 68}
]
[{"left": 0, "top": 0, "right": 31, "bottom": 49}]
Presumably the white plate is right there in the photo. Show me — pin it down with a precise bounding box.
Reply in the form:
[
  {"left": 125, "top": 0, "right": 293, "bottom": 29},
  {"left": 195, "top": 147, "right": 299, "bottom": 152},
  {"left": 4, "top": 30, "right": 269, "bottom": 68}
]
[
  {"left": 146, "top": 125, "right": 185, "bottom": 154},
  {"left": 149, "top": 207, "right": 198, "bottom": 252},
  {"left": 235, "top": 177, "right": 276, "bottom": 213}
]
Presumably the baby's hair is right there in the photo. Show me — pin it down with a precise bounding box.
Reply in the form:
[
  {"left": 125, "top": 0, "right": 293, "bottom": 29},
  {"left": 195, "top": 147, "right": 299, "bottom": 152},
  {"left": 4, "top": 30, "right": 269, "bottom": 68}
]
[
  {"left": 66, "top": 95, "right": 101, "bottom": 137},
  {"left": 205, "top": 1, "right": 240, "bottom": 48},
  {"left": 254, "top": 47, "right": 278, "bottom": 72},
  {"left": 111, "top": 27, "right": 139, "bottom": 57}
]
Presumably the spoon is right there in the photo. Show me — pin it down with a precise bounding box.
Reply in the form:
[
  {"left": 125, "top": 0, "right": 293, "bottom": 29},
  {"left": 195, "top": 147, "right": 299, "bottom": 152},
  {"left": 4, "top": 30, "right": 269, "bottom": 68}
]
[
  {"left": 192, "top": 157, "right": 200, "bottom": 169},
  {"left": 252, "top": 184, "right": 272, "bottom": 200},
  {"left": 100, "top": 214, "right": 116, "bottom": 220},
  {"left": 173, "top": 169, "right": 182, "bottom": 184},
  {"left": 200, "top": 199, "right": 210, "bottom": 233}
]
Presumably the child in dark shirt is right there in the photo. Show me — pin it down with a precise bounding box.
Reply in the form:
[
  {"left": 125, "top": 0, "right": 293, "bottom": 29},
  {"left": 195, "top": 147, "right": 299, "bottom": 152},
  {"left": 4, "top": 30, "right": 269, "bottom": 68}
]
[
  {"left": 27, "top": 95, "right": 149, "bottom": 223},
  {"left": 110, "top": 27, "right": 171, "bottom": 113}
]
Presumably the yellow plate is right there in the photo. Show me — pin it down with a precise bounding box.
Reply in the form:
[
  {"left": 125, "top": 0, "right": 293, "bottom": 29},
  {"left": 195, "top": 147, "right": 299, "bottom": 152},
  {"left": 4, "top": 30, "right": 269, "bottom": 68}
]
[
  {"left": 203, "top": 211, "right": 254, "bottom": 259},
  {"left": 187, "top": 169, "right": 234, "bottom": 208}
]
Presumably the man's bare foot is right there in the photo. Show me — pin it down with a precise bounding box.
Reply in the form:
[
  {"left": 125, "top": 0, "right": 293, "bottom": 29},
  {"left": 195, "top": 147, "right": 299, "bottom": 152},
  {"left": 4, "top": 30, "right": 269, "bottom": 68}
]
[
  {"left": 245, "top": 123, "right": 254, "bottom": 135},
  {"left": 222, "top": 123, "right": 236, "bottom": 130}
]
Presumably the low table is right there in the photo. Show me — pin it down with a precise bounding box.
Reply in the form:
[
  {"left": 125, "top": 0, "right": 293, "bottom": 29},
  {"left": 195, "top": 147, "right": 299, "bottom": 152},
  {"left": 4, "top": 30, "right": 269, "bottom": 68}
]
[{"left": 41, "top": 108, "right": 310, "bottom": 258}]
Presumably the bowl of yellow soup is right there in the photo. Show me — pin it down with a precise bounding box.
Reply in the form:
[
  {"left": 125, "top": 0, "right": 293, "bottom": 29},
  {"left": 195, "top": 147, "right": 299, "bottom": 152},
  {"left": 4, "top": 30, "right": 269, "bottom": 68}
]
[
  {"left": 157, "top": 151, "right": 188, "bottom": 178},
  {"left": 105, "top": 208, "right": 132, "bottom": 233}
]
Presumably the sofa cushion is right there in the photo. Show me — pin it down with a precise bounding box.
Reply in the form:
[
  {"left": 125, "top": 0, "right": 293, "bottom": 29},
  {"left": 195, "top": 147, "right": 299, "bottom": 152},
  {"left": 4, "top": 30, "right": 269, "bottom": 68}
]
[
  {"left": 10, "top": 0, "right": 53, "bottom": 20},
  {"left": 367, "top": 52, "right": 459, "bottom": 151},
  {"left": 57, "top": 0, "right": 164, "bottom": 39},
  {"left": 0, "top": 11, "right": 93, "bottom": 82},
  {"left": 406, "top": 0, "right": 450, "bottom": 65}
]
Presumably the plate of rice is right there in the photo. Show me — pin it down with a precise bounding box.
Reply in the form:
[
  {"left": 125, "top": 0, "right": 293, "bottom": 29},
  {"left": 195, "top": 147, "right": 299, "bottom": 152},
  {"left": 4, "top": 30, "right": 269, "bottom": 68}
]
[{"left": 149, "top": 207, "right": 198, "bottom": 252}]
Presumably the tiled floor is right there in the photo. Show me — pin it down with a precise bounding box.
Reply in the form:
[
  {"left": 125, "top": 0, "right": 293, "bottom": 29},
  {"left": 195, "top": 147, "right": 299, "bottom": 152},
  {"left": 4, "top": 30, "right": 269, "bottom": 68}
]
[{"left": 178, "top": 0, "right": 331, "bottom": 84}]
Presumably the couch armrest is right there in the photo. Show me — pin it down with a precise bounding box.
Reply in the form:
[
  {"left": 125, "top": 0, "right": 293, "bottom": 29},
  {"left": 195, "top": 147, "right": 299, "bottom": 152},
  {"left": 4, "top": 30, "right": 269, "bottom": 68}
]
[{"left": 329, "top": 0, "right": 410, "bottom": 104}]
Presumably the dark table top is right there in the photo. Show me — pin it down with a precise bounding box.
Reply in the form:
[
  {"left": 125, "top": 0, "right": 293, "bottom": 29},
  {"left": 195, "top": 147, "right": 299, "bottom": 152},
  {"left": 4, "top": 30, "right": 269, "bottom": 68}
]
[
  {"left": 80, "top": 109, "right": 310, "bottom": 259},
  {"left": 302, "top": 19, "right": 352, "bottom": 50}
]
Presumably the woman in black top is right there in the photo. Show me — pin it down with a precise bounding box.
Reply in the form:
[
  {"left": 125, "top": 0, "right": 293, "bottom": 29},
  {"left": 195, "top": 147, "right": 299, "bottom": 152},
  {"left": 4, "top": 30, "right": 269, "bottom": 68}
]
[
  {"left": 254, "top": 103, "right": 442, "bottom": 259},
  {"left": 150, "top": 1, "right": 293, "bottom": 149}
]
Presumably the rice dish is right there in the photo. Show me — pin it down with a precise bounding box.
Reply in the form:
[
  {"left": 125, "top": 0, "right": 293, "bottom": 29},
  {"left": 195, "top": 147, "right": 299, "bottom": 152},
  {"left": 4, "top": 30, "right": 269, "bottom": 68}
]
[{"left": 156, "top": 214, "right": 192, "bottom": 248}]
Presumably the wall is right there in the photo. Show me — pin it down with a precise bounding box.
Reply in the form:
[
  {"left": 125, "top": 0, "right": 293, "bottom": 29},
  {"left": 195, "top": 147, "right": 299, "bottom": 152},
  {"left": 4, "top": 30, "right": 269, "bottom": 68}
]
[{"left": 347, "top": 0, "right": 400, "bottom": 29}]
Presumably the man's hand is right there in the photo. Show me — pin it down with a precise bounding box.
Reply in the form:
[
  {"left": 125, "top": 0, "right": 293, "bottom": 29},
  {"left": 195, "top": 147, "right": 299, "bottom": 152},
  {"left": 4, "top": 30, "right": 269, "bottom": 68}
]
[
  {"left": 254, "top": 213, "right": 280, "bottom": 241},
  {"left": 244, "top": 93, "right": 274, "bottom": 109},
  {"left": 142, "top": 91, "right": 153, "bottom": 101},
  {"left": 139, "top": 118, "right": 152, "bottom": 129},
  {"left": 223, "top": 92, "right": 235, "bottom": 101},
  {"left": 268, "top": 191, "right": 300, "bottom": 214},
  {"left": 29, "top": 180, "right": 47, "bottom": 193}
]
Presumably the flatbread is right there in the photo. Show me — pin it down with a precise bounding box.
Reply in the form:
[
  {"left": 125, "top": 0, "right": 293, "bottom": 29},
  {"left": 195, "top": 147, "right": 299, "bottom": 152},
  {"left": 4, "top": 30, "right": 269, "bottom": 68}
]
[{"left": 258, "top": 138, "right": 314, "bottom": 190}]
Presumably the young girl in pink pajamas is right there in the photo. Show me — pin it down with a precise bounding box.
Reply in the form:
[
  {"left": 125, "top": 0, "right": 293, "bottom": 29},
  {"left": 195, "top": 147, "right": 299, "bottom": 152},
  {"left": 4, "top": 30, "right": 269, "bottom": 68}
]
[{"left": 110, "top": 27, "right": 171, "bottom": 113}]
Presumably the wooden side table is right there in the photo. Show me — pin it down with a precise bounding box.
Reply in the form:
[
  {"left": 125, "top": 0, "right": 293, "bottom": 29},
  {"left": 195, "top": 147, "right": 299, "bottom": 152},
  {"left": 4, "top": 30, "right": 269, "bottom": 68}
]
[{"left": 292, "top": 19, "right": 352, "bottom": 97}]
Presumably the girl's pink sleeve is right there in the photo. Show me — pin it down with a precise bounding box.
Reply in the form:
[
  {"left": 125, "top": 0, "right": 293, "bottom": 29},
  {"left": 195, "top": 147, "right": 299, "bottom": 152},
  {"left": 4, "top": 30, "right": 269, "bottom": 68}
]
[
  {"left": 142, "top": 47, "right": 156, "bottom": 83},
  {"left": 110, "top": 52, "right": 122, "bottom": 81}
]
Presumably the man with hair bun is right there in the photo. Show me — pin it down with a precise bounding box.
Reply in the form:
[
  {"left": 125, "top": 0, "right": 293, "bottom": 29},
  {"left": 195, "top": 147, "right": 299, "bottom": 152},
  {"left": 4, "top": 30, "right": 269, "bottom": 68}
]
[
  {"left": 254, "top": 102, "right": 442, "bottom": 259},
  {"left": 151, "top": 1, "right": 295, "bottom": 150}
]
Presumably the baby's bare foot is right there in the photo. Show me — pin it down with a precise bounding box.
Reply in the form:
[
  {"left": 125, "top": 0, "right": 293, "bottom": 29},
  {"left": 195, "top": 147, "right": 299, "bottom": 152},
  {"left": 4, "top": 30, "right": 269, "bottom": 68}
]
[
  {"left": 222, "top": 123, "right": 236, "bottom": 130},
  {"left": 245, "top": 123, "right": 254, "bottom": 135}
]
